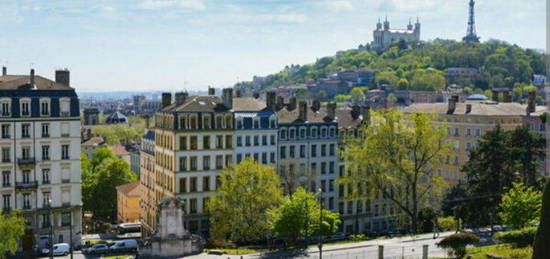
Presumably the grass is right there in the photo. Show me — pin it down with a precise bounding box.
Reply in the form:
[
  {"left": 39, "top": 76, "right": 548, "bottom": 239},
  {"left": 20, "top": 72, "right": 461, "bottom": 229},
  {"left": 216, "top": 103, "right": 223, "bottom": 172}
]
[
  {"left": 432, "top": 244, "right": 532, "bottom": 259},
  {"left": 204, "top": 248, "right": 263, "bottom": 255},
  {"left": 101, "top": 255, "right": 133, "bottom": 259}
]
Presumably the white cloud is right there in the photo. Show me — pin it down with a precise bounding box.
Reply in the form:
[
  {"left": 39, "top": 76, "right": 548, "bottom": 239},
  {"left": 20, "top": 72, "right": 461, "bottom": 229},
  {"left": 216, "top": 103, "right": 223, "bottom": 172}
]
[
  {"left": 138, "top": 0, "right": 206, "bottom": 10},
  {"left": 322, "top": 0, "right": 353, "bottom": 11}
]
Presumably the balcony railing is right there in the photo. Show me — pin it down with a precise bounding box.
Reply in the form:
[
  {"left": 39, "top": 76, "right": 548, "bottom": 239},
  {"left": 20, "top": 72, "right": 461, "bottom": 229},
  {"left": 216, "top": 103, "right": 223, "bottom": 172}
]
[
  {"left": 15, "top": 181, "right": 38, "bottom": 189},
  {"left": 17, "top": 157, "right": 36, "bottom": 166}
]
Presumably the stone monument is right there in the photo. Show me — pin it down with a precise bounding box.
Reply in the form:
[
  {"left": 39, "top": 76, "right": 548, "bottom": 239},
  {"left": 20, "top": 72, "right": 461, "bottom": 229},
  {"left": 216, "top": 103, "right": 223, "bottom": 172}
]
[{"left": 139, "top": 197, "right": 204, "bottom": 258}]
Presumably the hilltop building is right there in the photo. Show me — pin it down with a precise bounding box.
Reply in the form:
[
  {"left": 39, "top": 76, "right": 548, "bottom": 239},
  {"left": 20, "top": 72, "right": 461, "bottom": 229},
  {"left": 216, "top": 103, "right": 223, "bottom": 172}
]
[
  {"left": 0, "top": 67, "right": 82, "bottom": 251},
  {"left": 372, "top": 17, "right": 420, "bottom": 50}
]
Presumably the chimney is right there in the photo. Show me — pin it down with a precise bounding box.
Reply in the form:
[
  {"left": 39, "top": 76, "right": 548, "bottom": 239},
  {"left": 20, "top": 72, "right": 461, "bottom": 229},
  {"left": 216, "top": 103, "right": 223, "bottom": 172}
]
[
  {"left": 30, "top": 69, "right": 35, "bottom": 88},
  {"left": 527, "top": 90, "right": 536, "bottom": 114},
  {"left": 161, "top": 92, "right": 172, "bottom": 108},
  {"left": 502, "top": 90, "right": 511, "bottom": 103},
  {"left": 2, "top": 66, "right": 6, "bottom": 76},
  {"left": 266, "top": 92, "right": 277, "bottom": 111},
  {"left": 351, "top": 105, "right": 360, "bottom": 120},
  {"left": 235, "top": 90, "right": 241, "bottom": 98},
  {"left": 447, "top": 95, "right": 458, "bottom": 114},
  {"left": 55, "top": 69, "right": 70, "bottom": 86},
  {"left": 298, "top": 101, "right": 308, "bottom": 122},
  {"left": 287, "top": 97, "right": 297, "bottom": 110},
  {"left": 312, "top": 100, "right": 321, "bottom": 112},
  {"left": 361, "top": 106, "right": 371, "bottom": 123},
  {"left": 276, "top": 96, "right": 284, "bottom": 110},
  {"left": 466, "top": 104, "right": 472, "bottom": 114},
  {"left": 492, "top": 90, "right": 499, "bottom": 102},
  {"left": 326, "top": 102, "right": 336, "bottom": 121},
  {"left": 208, "top": 87, "right": 215, "bottom": 96},
  {"left": 222, "top": 88, "right": 233, "bottom": 109},
  {"left": 175, "top": 92, "right": 188, "bottom": 106}
]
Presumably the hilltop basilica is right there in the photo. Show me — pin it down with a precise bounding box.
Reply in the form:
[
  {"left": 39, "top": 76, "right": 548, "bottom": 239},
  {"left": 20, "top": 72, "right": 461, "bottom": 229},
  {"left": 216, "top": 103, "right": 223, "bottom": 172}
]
[{"left": 371, "top": 17, "right": 420, "bottom": 50}]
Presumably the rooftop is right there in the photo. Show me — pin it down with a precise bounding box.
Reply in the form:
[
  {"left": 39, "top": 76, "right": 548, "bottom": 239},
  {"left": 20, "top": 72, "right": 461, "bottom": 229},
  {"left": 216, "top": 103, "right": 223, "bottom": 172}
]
[
  {"left": 161, "top": 95, "right": 230, "bottom": 113},
  {"left": 233, "top": 97, "right": 267, "bottom": 112},
  {"left": 81, "top": 137, "right": 105, "bottom": 146},
  {"left": 0, "top": 74, "right": 72, "bottom": 90},
  {"left": 404, "top": 102, "right": 545, "bottom": 116},
  {"left": 116, "top": 181, "right": 140, "bottom": 197}
]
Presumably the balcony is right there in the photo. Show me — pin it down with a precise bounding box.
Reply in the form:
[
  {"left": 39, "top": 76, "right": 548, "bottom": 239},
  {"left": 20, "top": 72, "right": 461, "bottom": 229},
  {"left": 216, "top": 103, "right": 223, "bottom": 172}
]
[
  {"left": 15, "top": 181, "right": 38, "bottom": 190},
  {"left": 17, "top": 157, "right": 36, "bottom": 166}
]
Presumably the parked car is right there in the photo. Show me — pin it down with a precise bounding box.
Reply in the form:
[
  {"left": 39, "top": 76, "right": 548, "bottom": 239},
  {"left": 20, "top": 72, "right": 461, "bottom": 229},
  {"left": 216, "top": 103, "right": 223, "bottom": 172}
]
[
  {"left": 110, "top": 239, "right": 138, "bottom": 253},
  {"left": 85, "top": 244, "right": 110, "bottom": 254},
  {"left": 41, "top": 243, "right": 70, "bottom": 256}
]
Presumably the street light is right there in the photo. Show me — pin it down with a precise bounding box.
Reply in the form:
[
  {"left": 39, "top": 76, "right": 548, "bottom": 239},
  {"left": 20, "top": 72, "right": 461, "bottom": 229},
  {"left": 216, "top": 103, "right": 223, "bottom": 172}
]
[
  {"left": 48, "top": 199, "right": 53, "bottom": 259},
  {"left": 318, "top": 189, "right": 323, "bottom": 259}
]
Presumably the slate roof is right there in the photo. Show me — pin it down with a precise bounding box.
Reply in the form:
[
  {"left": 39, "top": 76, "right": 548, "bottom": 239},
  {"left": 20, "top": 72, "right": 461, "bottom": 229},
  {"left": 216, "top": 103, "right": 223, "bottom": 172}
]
[
  {"left": 161, "top": 96, "right": 230, "bottom": 113},
  {"left": 81, "top": 137, "right": 105, "bottom": 146},
  {"left": 116, "top": 181, "right": 140, "bottom": 197},
  {"left": 335, "top": 108, "right": 364, "bottom": 128},
  {"left": 106, "top": 111, "right": 128, "bottom": 124},
  {"left": 0, "top": 74, "right": 72, "bottom": 90},
  {"left": 276, "top": 106, "right": 331, "bottom": 124},
  {"left": 143, "top": 130, "right": 155, "bottom": 141},
  {"left": 233, "top": 98, "right": 267, "bottom": 111},
  {"left": 403, "top": 102, "right": 537, "bottom": 116}
]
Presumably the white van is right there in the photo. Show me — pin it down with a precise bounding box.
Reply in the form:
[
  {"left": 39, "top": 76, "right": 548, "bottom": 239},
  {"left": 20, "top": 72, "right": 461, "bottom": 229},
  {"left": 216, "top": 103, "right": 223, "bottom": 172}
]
[
  {"left": 110, "top": 239, "right": 138, "bottom": 253},
  {"left": 41, "top": 243, "right": 70, "bottom": 256}
]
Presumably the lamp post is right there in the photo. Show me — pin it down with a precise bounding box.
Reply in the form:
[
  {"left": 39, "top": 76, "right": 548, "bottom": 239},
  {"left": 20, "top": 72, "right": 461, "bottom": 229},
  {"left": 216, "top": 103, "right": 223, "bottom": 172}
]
[
  {"left": 48, "top": 199, "right": 53, "bottom": 259},
  {"left": 318, "top": 188, "right": 323, "bottom": 259}
]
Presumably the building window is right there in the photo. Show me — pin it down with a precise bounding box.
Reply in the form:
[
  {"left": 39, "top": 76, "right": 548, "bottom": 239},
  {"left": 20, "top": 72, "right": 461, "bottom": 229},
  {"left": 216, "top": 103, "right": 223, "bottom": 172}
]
[
  {"left": 60, "top": 99, "right": 71, "bottom": 117},
  {"left": 329, "top": 197, "right": 334, "bottom": 210},
  {"left": 2, "top": 171, "right": 10, "bottom": 187},
  {"left": 254, "top": 136, "right": 259, "bottom": 146},
  {"left": 237, "top": 118, "right": 243, "bottom": 129},
  {"left": 280, "top": 146, "right": 286, "bottom": 159},
  {"left": 329, "top": 179, "right": 334, "bottom": 192},
  {"left": 190, "top": 136, "right": 198, "bottom": 150},
  {"left": 203, "top": 176, "right": 210, "bottom": 191},
  {"left": 289, "top": 128, "right": 295, "bottom": 139},
  {"left": 40, "top": 99, "right": 50, "bottom": 116},
  {"left": 179, "top": 157, "right": 187, "bottom": 171},
  {"left": 2, "top": 147, "right": 10, "bottom": 162},
  {"left": 179, "top": 178, "right": 187, "bottom": 193},
  {"left": 300, "top": 145, "right": 306, "bottom": 158},
  {"left": 21, "top": 101, "right": 30, "bottom": 116},
  {"left": 179, "top": 136, "right": 187, "bottom": 150},
  {"left": 42, "top": 169, "right": 50, "bottom": 184},
  {"left": 289, "top": 146, "right": 295, "bottom": 158},
  {"left": 329, "top": 162, "right": 335, "bottom": 174},
  {"left": 203, "top": 116, "right": 211, "bottom": 129},
  {"left": 22, "top": 146, "right": 30, "bottom": 160},
  {"left": 203, "top": 136, "right": 210, "bottom": 150},
  {"left": 237, "top": 136, "right": 242, "bottom": 147},
  {"left": 270, "top": 152, "right": 275, "bottom": 163},
  {"left": 299, "top": 128, "right": 306, "bottom": 138},
  {"left": 190, "top": 156, "right": 197, "bottom": 170},
  {"left": 311, "top": 145, "right": 317, "bottom": 157},
  {"left": 216, "top": 155, "right": 223, "bottom": 169},
  {"left": 23, "top": 193, "right": 31, "bottom": 209},
  {"left": 41, "top": 123, "right": 49, "bottom": 138},
  {"left": 321, "top": 180, "right": 326, "bottom": 192},
  {"left": 311, "top": 127, "right": 318, "bottom": 138},
  {"left": 321, "top": 144, "right": 326, "bottom": 156},
  {"left": 1, "top": 100, "right": 10, "bottom": 117},
  {"left": 262, "top": 135, "right": 267, "bottom": 146},
  {"left": 43, "top": 192, "right": 51, "bottom": 207},
  {"left": 321, "top": 162, "right": 326, "bottom": 174},
  {"left": 190, "top": 177, "right": 197, "bottom": 192},
  {"left": 280, "top": 128, "right": 287, "bottom": 139},
  {"left": 321, "top": 128, "right": 327, "bottom": 137},
  {"left": 215, "top": 135, "right": 223, "bottom": 149},
  {"left": 61, "top": 212, "right": 71, "bottom": 227},
  {"left": 1, "top": 124, "right": 9, "bottom": 139},
  {"left": 22, "top": 124, "right": 30, "bottom": 138},
  {"left": 253, "top": 118, "right": 259, "bottom": 129},
  {"left": 42, "top": 145, "right": 50, "bottom": 161},
  {"left": 61, "top": 145, "right": 70, "bottom": 160},
  {"left": 42, "top": 214, "right": 50, "bottom": 228},
  {"left": 245, "top": 136, "right": 251, "bottom": 146},
  {"left": 203, "top": 156, "right": 210, "bottom": 170},
  {"left": 2, "top": 194, "right": 10, "bottom": 210},
  {"left": 225, "top": 135, "right": 232, "bottom": 148},
  {"left": 311, "top": 163, "right": 317, "bottom": 173},
  {"left": 270, "top": 135, "right": 276, "bottom": 145},
  {"left": 261, "top": 153, "right": 267, "bottom": 164},
  {"left": 190, "top": 198, "right": 197, "bottom": 214},
  {"left": 237, "top": 154, "right": 242, "bottom": 163},
  {"left": 329, "top": 144, "right": 335, "bottom": 156}
]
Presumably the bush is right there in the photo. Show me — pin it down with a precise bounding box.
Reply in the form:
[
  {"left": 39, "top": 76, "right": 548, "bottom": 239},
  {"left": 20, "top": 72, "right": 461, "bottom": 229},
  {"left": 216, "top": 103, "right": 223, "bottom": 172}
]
[
  {"left": 438, "top": 216, "right": 461, "bottom": 232},
  {"left": 437, "top": 233, "right": 480, "bottom": 258},
  {"left": 206, "top": 238, "right": 236, "bottom": 249},
  {"left": 349, "top": 234, "right": 367, "bottom": 241},
  {"left": 494, "top": 227, "right": 537, "bottom": 248}
]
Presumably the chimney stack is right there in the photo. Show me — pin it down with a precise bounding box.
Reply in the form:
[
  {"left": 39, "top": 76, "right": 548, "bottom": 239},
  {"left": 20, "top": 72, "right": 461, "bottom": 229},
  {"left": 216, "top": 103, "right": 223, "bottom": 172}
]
[
  {"left": 161, "top": 92, "right": 172, "bottom": 108},
  {"left": 298, "top": 101, "right": 308, "bottom": 122},
  {"left": 30, "top": 69, "right": 35, "bottom": 88},
  {"left": 312, "top": 100, "right": 321, "bottom": 112},
  {"left": 208, "top": 87, "right": 215, "bottom": 96},
  {"left": 175, "top": 92, "right": 188, "bottom": 106},
  {"left": 55, "top": 69, "right": 70, "bottom": 86},
  {"left": 492, "top": 90, "right": 499, "bottom": 102},
  {"left": 266, "top": 92, "right": 277, "bottom": 111},
  {"left": 351, "top": 105, "right": 360, "bottom": 120},
  {"left": 326, "top": 102, "right": 336, "bottom": 121},
  {"left": 276, "top": 96, "right": 284, "bottom": 110},
  {"left": 361, "top": 106, "right": 371, "bottom": 124},
  {"left": 222, "top": 88, "right": 233, "bottom": 109},
  {"left": 447, "top": 95, "right": 458, "bottom": 114},
  {"left": 2, "top": 66, "right": 6, "bottom": 76},
  {"left": 466, "top": 104, "right": 472, "bottom": 114},
  {"left": 235, "top": 90, "right": 241, "bottom": 98},
  {"left": 527, "top": 90, "right": 536, "bottom": 114},
  {"left": 287, "top": 97, "right": 297, "bottom": 110}
]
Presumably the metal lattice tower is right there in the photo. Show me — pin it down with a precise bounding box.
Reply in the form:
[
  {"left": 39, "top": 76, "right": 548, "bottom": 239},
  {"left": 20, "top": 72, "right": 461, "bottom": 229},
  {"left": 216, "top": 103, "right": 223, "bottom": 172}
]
[{"left": 463, "top": 0, "right": 480, "bottom": 43}]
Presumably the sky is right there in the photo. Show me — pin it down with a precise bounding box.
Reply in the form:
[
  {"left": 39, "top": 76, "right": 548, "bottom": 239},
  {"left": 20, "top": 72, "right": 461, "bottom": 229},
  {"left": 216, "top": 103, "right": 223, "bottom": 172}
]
[{"left": 0, "top": 0, "right": 545, "bottom": 92}]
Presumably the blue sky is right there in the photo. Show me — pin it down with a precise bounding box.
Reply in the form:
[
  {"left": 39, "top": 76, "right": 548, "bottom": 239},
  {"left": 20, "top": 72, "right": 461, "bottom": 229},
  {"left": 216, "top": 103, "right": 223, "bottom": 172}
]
[{"left": 0, "top": 0, "right": 545, "bottom": 92}]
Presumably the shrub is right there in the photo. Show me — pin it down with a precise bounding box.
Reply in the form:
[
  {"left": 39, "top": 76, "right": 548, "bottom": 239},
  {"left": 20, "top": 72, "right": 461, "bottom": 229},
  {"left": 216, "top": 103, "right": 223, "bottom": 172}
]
[
  {"left": 438, "top": 216, "right": 461, "bottom": 232},
  {"left": 349, "top": 234, "right": 367, "bottom": 241},
  {"left": 206, "top": 238, "right": 236, "bottom": 249},
  {"left": 437, "top": 233, "right": 480, "bottom": 258},
  {"left": 494, "top": 227, "right": 537, "bottom": 248}
]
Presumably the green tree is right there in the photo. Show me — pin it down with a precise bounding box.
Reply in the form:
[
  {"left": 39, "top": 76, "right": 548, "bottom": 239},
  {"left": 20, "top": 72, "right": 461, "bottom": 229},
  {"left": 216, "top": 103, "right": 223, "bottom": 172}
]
[
  {"left": 0, "top": 210, "right": 25, "bottom": 259},
  {"left": 208, "top": 158, "right": 283, "bottom": 243},
  {"left": 499, "top": 182, "right": 542, "bottom": 229},
  {"left": 268, "top": 187, "right": 340, "bottom": 246},
  {"left": 397, "top": 78, "right": 409, "bottom": 90},
  {"left": 410, "top": 69, "right": 446, "bottom": 91},
  {"left": 341, "top": 109, "right": 449, "bottom": 233},
  {"left": 374, "top": 71, "right": 398, "bottom": 87},
  {"left": 82, "top": 148, "right": 137, "bottom": 220},
  {"left": 533, "top": 180, "right": 550, "bottom": 258},
  {"left": 334, "top": 94, "right": 351, "bottom": 103},
  {"left": 508, "top": 125, "right": 545, "bottom": 187},
  {"left": 349, "top": 88, "right": 366, "bottom": 102}
]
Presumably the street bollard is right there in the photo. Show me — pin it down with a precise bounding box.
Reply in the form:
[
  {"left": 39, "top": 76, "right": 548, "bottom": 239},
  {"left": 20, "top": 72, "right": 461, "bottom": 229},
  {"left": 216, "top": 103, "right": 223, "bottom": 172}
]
[
  {"left": 378, "top": 245, "right": 384, "bottom": 259},
  {"left": 422, "top": 244, "right": 429, "bottom": 259}
]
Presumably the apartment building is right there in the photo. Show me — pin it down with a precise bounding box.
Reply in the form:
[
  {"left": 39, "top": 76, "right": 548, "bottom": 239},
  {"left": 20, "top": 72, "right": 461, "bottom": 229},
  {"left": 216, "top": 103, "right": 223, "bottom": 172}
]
[
  {"left": 154, "top": 89, "right": 234, "bottom": 236},
  {"left": 116, "top": 181, "right": 140, "bottom": 223},
  {"left": 0, "top": 68, "right": 82, "bottom": 251},
  {"left": 139, "top": 130, "right": 157, "bottom": 237}
]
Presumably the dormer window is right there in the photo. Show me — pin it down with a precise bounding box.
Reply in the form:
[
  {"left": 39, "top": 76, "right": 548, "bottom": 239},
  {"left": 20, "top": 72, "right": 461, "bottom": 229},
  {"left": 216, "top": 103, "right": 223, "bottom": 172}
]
[
  {"left": 190, "top": 115, "right": 198, "bottom": 129},
  {"left": 269, "top": 117, "right": 277, "bottom": 128},
  {"left": 60, "top": 98, "right": 70, "bottom": 117},
  {"left": 40, "top": 98, "right": 50, "bottom": 116},
  {"left": 329, "top": 127, "right": 336, "bottom": 137},
  {"left": 237, "top": 118, "right": 243, "bottom": 129},
  {"left": 253, "top": 118, "right": 260, "bottom": 129},
  {"left": 20, "top": 99, "right": 30, "bottom": 117},
  {"left": 225, "top": 115, "right": 232, "bottom": 129},
  {"left": 179, "top": 116, "right": 187, "bottom": 129},
  {"left": 280, "top": 128, "right": 287, "bottom": 139},
  {"left": 299, "top": 128, "right": 306, "bottom": 138},
  {"left": 311, "top": 127, "right": 318, "bottom": 138},
  {"left": 216, "top": 115, "right": 223, "bottom": 129},
  {"left": 289, "top": 128, "right": 295, "bottom": 139},
  {"left": 0, "top": 99, "right": 11, "bottom": 117},
  {"left": 203, "top": 115, "right": 211, "bottom": 129},
  {"left": 321, "top": 127, "right": 327, "bottom": 137}
]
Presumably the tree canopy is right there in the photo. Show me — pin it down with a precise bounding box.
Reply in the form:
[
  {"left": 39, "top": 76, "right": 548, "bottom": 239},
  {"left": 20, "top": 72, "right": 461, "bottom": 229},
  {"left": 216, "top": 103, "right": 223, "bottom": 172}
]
[
  {"left": 0, "top": 210, "right": 25, "bottom": 259},
  {"left": 208, "top": 158, "right": 283, "bottom": 243},
  {"left": 498, "top": 182, "right": 542, "bottom": 229}
]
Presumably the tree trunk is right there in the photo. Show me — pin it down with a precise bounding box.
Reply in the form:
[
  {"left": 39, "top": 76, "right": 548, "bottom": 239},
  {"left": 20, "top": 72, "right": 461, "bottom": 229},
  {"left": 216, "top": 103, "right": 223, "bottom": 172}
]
[{"left": 533, "top": 180, "right": 550, "bottom": 258}]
